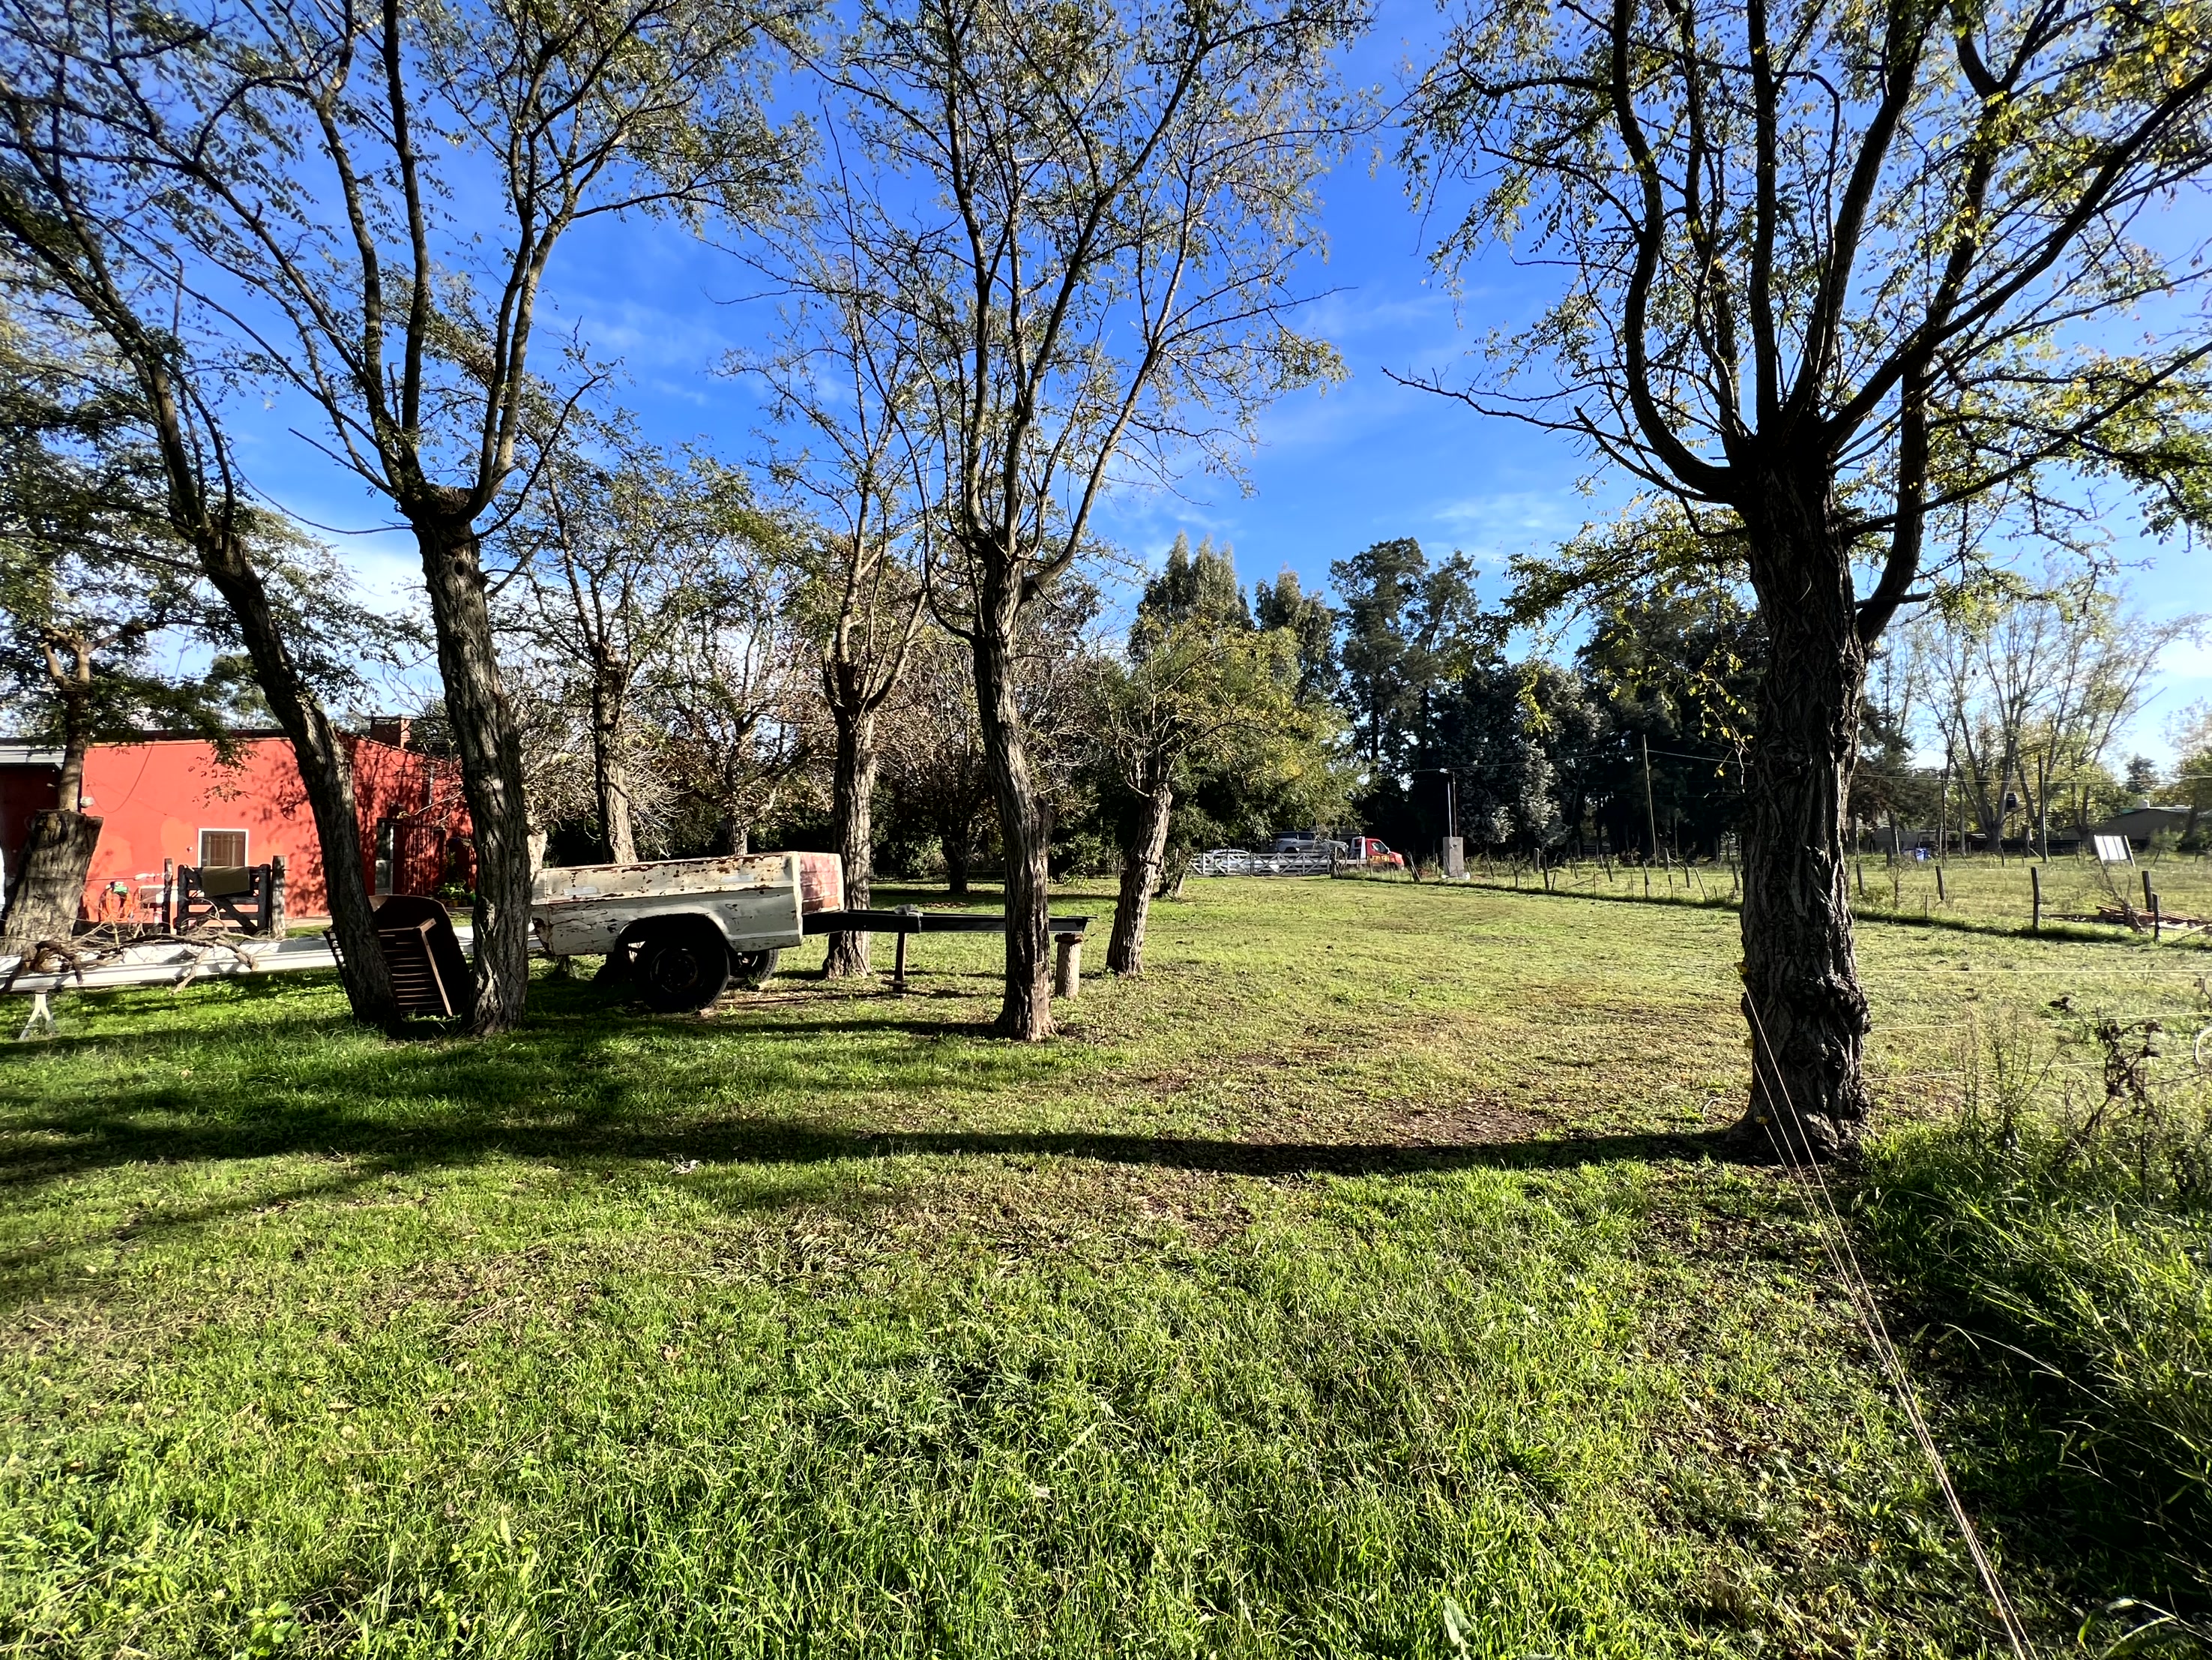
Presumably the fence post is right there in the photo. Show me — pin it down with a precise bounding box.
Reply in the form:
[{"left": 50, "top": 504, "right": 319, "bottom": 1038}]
[
  {"left": 1935, "top": 864, "right": 1946, "bottom": 904},
  {"left": 2031, "top": 864, "right": 2041, "bottom": 933}
]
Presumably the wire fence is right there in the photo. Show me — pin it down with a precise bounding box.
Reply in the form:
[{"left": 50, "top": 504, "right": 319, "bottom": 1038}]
[{"left": 1429, "top": 850, "right": 2212, "bottom": 944}]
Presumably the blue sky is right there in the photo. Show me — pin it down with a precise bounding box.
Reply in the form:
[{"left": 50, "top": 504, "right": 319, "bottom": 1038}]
[{"left": 227, "top": 0, "right": 2211, "bottom": 763}]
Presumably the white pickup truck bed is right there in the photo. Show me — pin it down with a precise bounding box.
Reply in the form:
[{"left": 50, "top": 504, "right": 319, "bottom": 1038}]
[{"left": 529, "top": 852, "right": 844, "bottom": 959}]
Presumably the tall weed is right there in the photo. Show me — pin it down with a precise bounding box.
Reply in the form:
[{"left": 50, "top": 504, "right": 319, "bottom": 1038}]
[{"left": 1860, "top": 997, "right": 2212, "bottom": 1613}]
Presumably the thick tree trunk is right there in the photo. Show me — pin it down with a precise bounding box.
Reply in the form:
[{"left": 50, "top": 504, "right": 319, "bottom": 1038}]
[
  {"left": 52, "top": 701, "right": 87, "bottom": 811},
  {"left": 824, "top": 709, "right": 879, "bottom": 977},
  {"left": 971, "top": 606, "right": 1052, "bottom": 1039},
  {"left": 1, "top": 810, "right": 100, "bottom": 948},
  {"left": 942, "top": 826, "right": 971, "bottom": 894},
  {"left": 1108, "top": 784, "right": 1173, "bottom": 975},
  {"left": 1735, "top": 499, "right": 1872, "bottom": 1159},
  {"left": 197, "top": 547, "right": 397, "bottom": 1023},
  {"left": 590, "top": 667, "right": 637, "bottom": 864},
  {"left": 412, "top": 511, "right": 531, "bottom": 1033}
]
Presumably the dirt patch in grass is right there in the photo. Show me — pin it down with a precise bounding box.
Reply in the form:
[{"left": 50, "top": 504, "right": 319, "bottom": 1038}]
[{"left": 1361, "top": 1095, "right": 1552, "bottom": 1147}]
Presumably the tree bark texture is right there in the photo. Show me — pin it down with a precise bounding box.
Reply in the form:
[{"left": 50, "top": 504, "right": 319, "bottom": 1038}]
[
  {"left": 590, "top": 661, "right": 638, "bottom": 864},
  {"left": 0, "top": 810, "right": 100, "bottom": 949},
  {"left": 971, "top": 607, "right": 1052, "bottom": 1039},
  {"left": 1737, "top": 493, "right": 1872, "bottom": 1158},
  {"left": 414, "top": 513, "right": 531, "bottom": 1032},
  {"left": 200, "top": 547, "right": 398, "bottom": 1023},
  {"left": 941, "top": 828, "right": 971, "bottom": 894},
  {"left": 1108, "top": 786, "right": 1172, "bottom": 975},
  {"left": 824, "top": 709, "right": 879, "bottom": 977}
]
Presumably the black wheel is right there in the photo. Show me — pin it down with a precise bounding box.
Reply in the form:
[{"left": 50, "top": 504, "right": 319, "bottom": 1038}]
[
  {"left": 633, "top": 920, "right": 731, "bottom": 1013},
  {"left": 730, "top": 948, "right": 780, "bottom": 989}
]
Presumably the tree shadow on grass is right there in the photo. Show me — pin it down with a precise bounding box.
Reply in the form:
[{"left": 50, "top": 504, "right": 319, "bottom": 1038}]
[{"left": 0, "top": 1029, "right": 1744, "bottom": 1305}]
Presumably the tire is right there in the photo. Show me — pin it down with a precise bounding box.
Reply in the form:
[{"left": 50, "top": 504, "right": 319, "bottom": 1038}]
[
  {"left": 730, "top": 948, "right": 780, "bottom": 990},
  {"left": 633, "top": 920, "right": 731, "bottom": 1013}
]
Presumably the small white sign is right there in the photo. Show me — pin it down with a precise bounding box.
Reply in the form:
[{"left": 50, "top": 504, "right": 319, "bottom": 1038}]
[{"left": 2093, "top": 834, "right": 2134, "bottom": 865}]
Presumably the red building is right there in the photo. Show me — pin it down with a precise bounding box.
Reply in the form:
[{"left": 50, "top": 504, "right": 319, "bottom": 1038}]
[{"left": 0, "top": 723, "right": 472, "bottom": 924}]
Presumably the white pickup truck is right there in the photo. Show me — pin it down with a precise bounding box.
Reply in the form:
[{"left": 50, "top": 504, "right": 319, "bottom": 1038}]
[{"left": 531, "top": 851, "right": 844, "bottom": 1011}]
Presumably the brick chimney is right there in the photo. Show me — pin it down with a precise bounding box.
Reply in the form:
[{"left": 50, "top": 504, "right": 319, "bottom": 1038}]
[{"left": 367, "top": 715, "right": 413, "bottom": 750}]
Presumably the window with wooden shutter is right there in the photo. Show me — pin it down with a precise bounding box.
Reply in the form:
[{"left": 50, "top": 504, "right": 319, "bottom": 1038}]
[{"left": 199, "top": 829, "right": 247, "bottom": 867}]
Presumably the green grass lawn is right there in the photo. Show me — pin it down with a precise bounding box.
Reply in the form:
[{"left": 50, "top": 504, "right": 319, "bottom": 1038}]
[{"left": 2, "top": 878, "right": 2207, "bottom": 1657}]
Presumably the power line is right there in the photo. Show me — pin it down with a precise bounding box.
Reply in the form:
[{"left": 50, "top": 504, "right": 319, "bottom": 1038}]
[{"left": 1742, "top": 996, "right": 2037, "bottom": 1660}]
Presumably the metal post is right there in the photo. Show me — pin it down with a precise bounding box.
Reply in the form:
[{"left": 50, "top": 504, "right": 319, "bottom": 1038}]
[
  {"left": 1938, "top": 750, "right": 1950, "bottom": 867},
  {"left": 2037, "top": 756, "right": 2050, "bottom": 859},
  {"left": 1642, "top": 733, "right": 1660, "bottom": 891},
  {"left": 2031, "top": 864, "right": 2041, "bottom": 933}
]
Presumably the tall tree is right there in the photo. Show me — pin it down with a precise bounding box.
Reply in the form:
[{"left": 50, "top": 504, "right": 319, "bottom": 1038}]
[
  {"left": 1404, "top": 0, "right": 2212, "bottom": 1153},
  {"left": 0, "top": 61, "right": 411, "bottom": 1019},
  {"left": 743, "top": 214, "right": 935, "bottom": 975},
  {"left": 1096, "top": 538, "right": 1331, "bottom": 972},
  {"left": 644, "top": 529, "right": 819, "bottom": 859},
  {"left": 1910, "top": 573, "right": 2196, "bottom": 850},
  {"left": 1330, "top": 538, "right": 1483, "bottom": 775},
  {"left": 502, "top": 436, "right": 739, "bottom": 864},
  {"left": 1253, "top": 568, "right": 1337, "bottom": 703},
  {"left": 0, "top": 310, "right": 212, "bottom": 944},
  {"left": 10, "top": 0, "right": 796, "bottom": 1031},
  {"left": 819, "top": 0, "right": 1365, "bottom": 1037}
]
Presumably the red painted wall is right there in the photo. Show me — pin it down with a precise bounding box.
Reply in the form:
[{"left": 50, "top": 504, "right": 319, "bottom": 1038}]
[
  {"left": 0, "top": 765, "right": 58, "bottom": 885},
  {"left": 0, "top": 734, "right": 470, "bottom": 923}
]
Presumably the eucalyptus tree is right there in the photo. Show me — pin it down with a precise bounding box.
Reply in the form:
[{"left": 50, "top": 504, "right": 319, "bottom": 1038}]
[
  {"left": 1, "top": 0, "right": 798, "bottom": 1031},
  {"left": 1404, "top": 0, "right": 2212, "bottom": 1153},
  {"left": 818, "top": 0, "right": 1368, "bottom": 1037}
]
